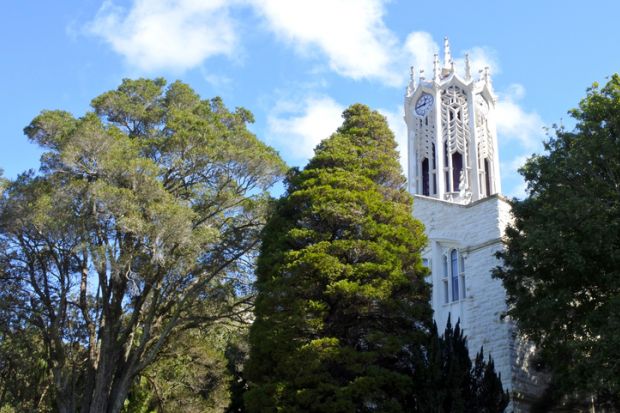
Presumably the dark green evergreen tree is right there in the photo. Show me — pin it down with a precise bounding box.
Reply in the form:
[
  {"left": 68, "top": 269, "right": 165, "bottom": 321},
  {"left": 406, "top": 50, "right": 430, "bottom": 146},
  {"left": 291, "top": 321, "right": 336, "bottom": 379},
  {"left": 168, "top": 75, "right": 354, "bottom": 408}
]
[
  {"left": 245, "top": 104, "right": 432, "bottom": 412},
  {"left": 420, "top": 317, "right": 509, "bottom": 413},
  {"left": 494, "top": 74, "right": 620, "bottom": 409}
]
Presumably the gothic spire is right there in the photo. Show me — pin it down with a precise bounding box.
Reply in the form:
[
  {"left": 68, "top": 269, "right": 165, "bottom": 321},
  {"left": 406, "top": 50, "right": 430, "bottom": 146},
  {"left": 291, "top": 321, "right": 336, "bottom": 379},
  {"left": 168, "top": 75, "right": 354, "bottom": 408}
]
[
  {"left": 443, "top": 37, "right": 452, "bottom": 69},
  {"left": 407, "top": 65, "right": 415, "bottom": 96},
  {"left": 483, "top": 66, "right": 491, "bottom": 84},
  {"left": 465, "top": 54, "right": 471, "bottom": 81}
]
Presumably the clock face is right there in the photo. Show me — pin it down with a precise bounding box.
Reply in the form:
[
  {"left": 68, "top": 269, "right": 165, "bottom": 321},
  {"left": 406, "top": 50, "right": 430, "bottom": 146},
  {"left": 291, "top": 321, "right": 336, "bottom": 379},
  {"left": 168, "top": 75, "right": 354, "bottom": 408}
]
[{"left": 414, "top": 93, "right": 434, "bottom": 117}]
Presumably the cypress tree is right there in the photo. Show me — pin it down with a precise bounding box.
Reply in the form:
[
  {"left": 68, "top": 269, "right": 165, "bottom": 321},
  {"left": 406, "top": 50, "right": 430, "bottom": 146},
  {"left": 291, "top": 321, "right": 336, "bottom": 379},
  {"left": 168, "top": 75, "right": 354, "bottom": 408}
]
[
  {"left": 423, "top": 317, "right": 509, "bottom": 413},
  {"left": 245, "top": 104, "right": 432, "bottom": 412}
]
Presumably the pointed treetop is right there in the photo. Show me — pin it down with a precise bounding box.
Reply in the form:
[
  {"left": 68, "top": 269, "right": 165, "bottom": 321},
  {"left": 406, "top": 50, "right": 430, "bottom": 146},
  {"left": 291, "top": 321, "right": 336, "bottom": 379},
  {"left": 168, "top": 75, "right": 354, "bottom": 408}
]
[{"left": 443, "top": 37, "right": 452, "bottom": 68}]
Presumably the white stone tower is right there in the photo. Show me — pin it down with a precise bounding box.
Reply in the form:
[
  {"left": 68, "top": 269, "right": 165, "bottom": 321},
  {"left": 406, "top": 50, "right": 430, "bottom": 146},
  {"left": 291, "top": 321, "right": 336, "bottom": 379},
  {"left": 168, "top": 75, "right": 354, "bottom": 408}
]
[{"left": 404, "top": 38, "right": 542, "bottom": 411}]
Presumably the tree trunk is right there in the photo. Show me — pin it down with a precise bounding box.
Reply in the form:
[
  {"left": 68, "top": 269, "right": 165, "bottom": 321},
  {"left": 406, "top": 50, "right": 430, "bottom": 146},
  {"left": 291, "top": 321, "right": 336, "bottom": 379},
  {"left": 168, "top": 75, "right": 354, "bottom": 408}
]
[
  {"left": 87, "top": 333, "right": 118, "bottom": 413},
  {"left": 79, "top": 365, "right": 95, "bottom": 413},
  {"left": 107, "top": 372, "right": 134, "bottom": 413}
]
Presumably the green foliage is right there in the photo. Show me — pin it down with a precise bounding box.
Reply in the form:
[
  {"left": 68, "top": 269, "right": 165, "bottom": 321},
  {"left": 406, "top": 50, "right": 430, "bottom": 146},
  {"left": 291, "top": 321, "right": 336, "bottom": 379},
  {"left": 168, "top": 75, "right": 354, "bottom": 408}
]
[
  {"left": 0, "top": 78, "right": 285, "bottom": 412},
  {"left": 0, "top": 326, "right": 52, "bottom": 412},
  {"left": 245, "top": 104, "right": 432, "bottom": 412},
  {"left": 422, "top": 318, "right": 509, "bottom": 413},
  {"left": 123, "top": 326, "right": 246, "bottom": 413},
  {"left": 494, "top": 74, "right": 620, "bottom": 409},
  {"left": 225, "top": 332, "right": 250, "bottom": 413},
  {"left": 0, "top": 257, "right": 53, "bottom": 412}
]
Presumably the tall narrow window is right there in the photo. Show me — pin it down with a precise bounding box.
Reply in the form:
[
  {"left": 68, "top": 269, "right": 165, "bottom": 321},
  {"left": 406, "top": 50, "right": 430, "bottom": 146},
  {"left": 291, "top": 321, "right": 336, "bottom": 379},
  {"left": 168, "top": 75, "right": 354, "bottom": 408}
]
[
  {"left": 443, "top": 255, "right": 449, "bottom": 304},
  {"left": 444, "top": 141, "right": 450, "bottom": 191},
  {"left": 422, "top": 158, "right": 430, "bottom": 196},
  {"left": 460, "top": 254, "right": 466, "bottom": 299},
  {"left": 452, "top": 152, "right": 463, "bottom": 192},
  {"left": 484, "top": 158, "right": 492, "bottom": 196},
  {"left": 431, "top": 144, "right": 436, "bottom": 195},
  {"left": 451, "top": 249, "right": 459, "bottom": 301}
]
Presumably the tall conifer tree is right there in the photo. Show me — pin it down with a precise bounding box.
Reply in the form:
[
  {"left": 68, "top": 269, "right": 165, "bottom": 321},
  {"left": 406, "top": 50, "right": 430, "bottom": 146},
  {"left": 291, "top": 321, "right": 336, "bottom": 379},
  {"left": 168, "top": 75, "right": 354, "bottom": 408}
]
[
  {"left": 246, "top": 104, "right": 432, "bottom": 412},
  {"left": 424, "top": 318, "right": 509, "bottom": 413}
]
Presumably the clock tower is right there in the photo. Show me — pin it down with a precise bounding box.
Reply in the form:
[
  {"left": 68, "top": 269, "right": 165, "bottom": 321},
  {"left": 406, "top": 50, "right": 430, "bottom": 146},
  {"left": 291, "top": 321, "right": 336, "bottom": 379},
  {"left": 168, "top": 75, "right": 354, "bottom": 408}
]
[
  {"left": 405, "top": 37, "right": 500, "bottom": 203},
  {"left": 405, "top": 38, "right": 544, "bottom": 411}
]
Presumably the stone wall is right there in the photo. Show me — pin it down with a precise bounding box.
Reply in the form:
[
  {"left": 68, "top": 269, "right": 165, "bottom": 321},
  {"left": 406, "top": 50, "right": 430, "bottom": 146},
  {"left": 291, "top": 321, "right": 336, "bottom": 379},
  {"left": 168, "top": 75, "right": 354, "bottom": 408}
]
[{"left": 413, "top": 194, "right": 544, "bottom": 411}]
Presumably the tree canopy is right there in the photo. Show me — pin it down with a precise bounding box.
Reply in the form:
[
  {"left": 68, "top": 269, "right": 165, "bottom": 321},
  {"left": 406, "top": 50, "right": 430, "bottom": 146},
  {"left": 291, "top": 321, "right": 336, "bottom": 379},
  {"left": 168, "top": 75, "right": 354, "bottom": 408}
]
[
  {"left": 494, "top": 74, "right": 620, "bottom": 409},
  {"left": 0, "top": 78, "right": 285, "bottom": 413},
  {"left": 245, "top": 104, "right": 433, "bottom": 412}
]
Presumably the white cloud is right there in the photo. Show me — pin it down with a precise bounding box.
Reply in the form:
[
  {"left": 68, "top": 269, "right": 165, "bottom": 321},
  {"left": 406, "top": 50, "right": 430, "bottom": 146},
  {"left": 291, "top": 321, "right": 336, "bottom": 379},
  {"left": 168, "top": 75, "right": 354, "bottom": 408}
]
[
  {"left": 250, "top": 0, "right": 401, "bottom": 85},
  {"left": 495, "top": 84, "right": 545, "bottom": 150},
  {"left": 87, "top": 0, "right": 405, "bottom": 82},
  {"left": 267, "top": 100, "right": 409, "bottom": 174},
  {"left": 200, "top": 68, "right": 233, "bottom": 88},
  {"left": 454, "top": 46, "right": 500, "bottom": 78},
  {"left": 378, "top": 107, "right": 408, "bottom": 174},
  {"left": 85, "top": 1, "right": 501, "bottom": 88},
  {"left": 266, "top": 96, "right": 344, "bottom": 163},
  {"left": 500, "top": 155, "right": 530, "bottom": 199},
  {"left": 494, "top": 85, "right": 546, "bottom": 198},
  {"left": 402, "top": 32, "right": 439, "bottom": 77},
  {"left": 87, "top": 0, "right": 238, "bottom": 72}
]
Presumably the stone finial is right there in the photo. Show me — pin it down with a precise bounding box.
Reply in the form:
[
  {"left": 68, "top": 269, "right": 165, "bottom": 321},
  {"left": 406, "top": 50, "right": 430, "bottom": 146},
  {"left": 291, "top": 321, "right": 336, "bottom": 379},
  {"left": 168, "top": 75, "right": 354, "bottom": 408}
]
[
  {"left": 433, "top": 54, "right": 439, "bottom": 81},
  {"left": 465, "top": 54, "right": 471, "bottom": 80},
  {"left": 443, "top": 37, "right": 452, "bottom": 68},
  {"left": 406, "top": 66, "right": 415, "bottom": 96}
]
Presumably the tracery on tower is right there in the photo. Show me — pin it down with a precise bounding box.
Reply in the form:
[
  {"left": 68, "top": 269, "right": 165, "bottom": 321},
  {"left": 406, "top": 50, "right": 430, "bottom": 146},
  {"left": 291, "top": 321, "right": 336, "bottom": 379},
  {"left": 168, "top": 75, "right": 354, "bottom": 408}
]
[
  {"left": 405, "top": 37, "right": 500, "bottom": 204},
  {"left": 414, "top": 106, "right": 436, "bottom": 196},
  {"left": 441, "top": 85, "right": 470, "bottom": 196}
]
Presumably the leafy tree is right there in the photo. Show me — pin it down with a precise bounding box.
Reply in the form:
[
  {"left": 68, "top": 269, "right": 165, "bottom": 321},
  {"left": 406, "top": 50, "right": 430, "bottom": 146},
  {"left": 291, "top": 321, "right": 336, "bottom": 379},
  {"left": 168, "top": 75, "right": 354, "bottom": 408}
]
[
  {"left": 0, "top": 297, "right": 53, "bottom": 411},
  {"left": 123, "top": 326, "right": 240, "bottom": 413},
  {"left": 224, "top": 331, "right": 250, "bottom": 413},
  {"left": 494, "top": 74, "right": 620, "bottom": 409},
  {"left": 423, "top": 318, "right": 509, "bottom": 413},
  {"left": 0, "top": 78, "right": 285, "bottom": 413},
  {"left": 245, "top": 104, "right": 432, "bottom": 412}
]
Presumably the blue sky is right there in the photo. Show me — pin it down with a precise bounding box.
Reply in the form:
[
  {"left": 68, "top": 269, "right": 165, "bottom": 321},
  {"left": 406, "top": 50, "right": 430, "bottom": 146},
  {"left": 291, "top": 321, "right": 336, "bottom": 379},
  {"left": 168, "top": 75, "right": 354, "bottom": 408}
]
[{"left": 2, "top": 0, "right": 619, "bottom": 197}]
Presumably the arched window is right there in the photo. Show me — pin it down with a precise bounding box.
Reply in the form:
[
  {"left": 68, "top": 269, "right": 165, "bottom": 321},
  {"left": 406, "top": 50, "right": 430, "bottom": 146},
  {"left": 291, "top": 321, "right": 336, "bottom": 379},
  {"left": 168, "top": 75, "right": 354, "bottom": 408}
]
[
  {"left": 452, "top": 152, "right": 463, "bottom": 191},
  {"left": 422, "top": 158, "right": 430, "bottom": 196},
  {"left": 484, "top": 158, "right": 492, "bottom": 196},
  {"left": 451, "top": 249, "right": 459, "bottom": 301},
  {"left": 442, "top": 255, "right": 449, "bottom": 304},
  {"left": 431, "top": 144, "right": 437, "bottom": 195},
  {"left": 444, "top": 142, "right": 449, "bottom": 191},
  {"left": 460, "top": 254, "right": 466, "bottom": 299}
]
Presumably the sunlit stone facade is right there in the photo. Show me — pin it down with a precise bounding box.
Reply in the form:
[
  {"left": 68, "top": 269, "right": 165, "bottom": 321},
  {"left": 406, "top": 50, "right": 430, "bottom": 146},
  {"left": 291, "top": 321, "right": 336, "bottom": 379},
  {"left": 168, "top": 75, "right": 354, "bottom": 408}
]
[{"left": 404, "top": 38, "right": 544, "bottom": 411}]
